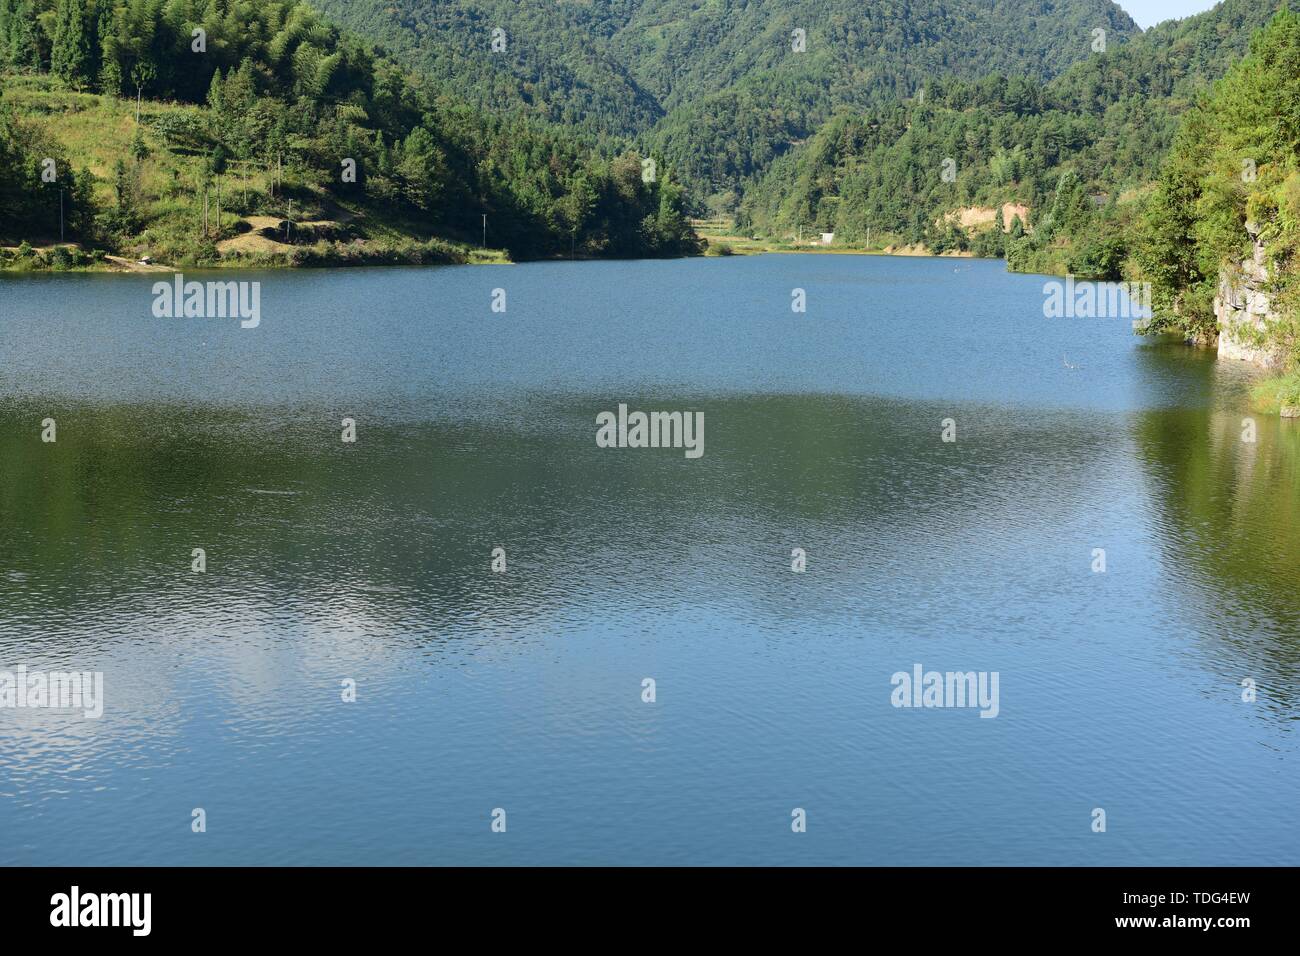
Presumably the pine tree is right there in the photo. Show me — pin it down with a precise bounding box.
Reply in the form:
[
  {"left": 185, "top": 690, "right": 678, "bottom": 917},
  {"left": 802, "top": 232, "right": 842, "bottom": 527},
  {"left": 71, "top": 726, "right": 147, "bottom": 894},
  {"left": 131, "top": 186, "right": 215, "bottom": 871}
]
[
  {"left": 9, "top": 0, "right": 40, "bottom": 72},
  {"left": 206, "top": 67, "right": 221, "bottom": 107},
  {"left": 97, "top": 2, "right": 122, "bottom": 94},
  {"left": 52, "top": 0, "right": 94, "bottom": 88},
  {"left": 0, "top": 0, "right": 13, "bottom": 68}
]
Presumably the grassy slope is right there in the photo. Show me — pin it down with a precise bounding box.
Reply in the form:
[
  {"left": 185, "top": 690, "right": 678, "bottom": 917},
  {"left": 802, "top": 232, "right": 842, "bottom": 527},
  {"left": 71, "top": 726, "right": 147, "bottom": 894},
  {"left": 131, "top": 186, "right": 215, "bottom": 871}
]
[{"left": 1, "top": 74, "right": 508, "bottom": 270}]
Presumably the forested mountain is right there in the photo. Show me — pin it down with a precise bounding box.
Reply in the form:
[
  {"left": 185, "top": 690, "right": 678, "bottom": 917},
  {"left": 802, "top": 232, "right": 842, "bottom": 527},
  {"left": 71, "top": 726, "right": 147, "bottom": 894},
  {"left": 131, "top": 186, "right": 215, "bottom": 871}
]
[
  {"left": 0, "top": 0, "right": 699, "bottom": 264},
  {"left": 739, "top": 0, "right": 1284, "bottom": 270},
  {"left": 311, "top": 0, "right": 1140, "bottom": 209},
  {"left": 638, "top": 0, "right": 1137, "bottom": 206},
  {"left": 4, "top": 0, "right": 1292, "bottom": 282},
  {"left": 309, "top": 0, "right": 664, "bottom": 141}
]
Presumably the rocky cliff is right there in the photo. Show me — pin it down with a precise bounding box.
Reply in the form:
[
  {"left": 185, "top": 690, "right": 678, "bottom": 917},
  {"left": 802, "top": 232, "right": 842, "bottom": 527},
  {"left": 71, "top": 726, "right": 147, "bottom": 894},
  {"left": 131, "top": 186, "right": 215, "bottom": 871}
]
[{"left": 1214, "top": 222, "right": 1289, "bottom": 369}]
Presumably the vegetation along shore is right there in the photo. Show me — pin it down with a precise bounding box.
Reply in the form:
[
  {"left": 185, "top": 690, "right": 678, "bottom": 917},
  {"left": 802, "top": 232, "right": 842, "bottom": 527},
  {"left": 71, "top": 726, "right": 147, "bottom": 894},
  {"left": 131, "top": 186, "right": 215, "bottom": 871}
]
[{"left": 2, "top": 0, "right": 1299, "bottom": 407}]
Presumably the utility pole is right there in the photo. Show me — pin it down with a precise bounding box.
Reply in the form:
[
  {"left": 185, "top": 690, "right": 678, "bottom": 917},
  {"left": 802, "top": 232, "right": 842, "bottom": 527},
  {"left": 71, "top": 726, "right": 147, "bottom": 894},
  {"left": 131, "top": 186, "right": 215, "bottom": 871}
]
[
  {"left": 482, "top": 213, "right": 486, "bottom": 250},
  {"left": 59, "top": 189, "right": 64, "bottom": 242}
]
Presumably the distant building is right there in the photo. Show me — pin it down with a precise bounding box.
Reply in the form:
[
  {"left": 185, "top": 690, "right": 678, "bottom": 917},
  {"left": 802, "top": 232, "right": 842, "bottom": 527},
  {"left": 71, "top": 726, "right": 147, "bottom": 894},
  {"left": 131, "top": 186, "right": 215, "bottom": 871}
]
[{"left": 820, "top": 232, "right": 834, "bottom": 245}]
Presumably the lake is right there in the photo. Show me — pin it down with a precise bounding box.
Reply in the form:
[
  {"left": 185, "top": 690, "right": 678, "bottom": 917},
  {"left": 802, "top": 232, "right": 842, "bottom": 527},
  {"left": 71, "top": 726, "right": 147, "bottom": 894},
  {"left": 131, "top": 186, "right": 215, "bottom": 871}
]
[{"left": 1, "top": 254, "right": 1296, "bottom": 865}]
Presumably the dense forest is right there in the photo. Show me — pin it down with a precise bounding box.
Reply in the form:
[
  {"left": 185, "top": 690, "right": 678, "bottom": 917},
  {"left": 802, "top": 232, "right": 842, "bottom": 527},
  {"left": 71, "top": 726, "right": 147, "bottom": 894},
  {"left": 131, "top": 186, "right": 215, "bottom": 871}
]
[
  {"left": 1135, "top": 7, "right": 1300, "bottom": 370},
  {"left": 311, "top": 0, "right": 1140, "bottom": 214},
  {"left": 740, "top": 0, "right": 1283, "bottom": 267},
  {"left": 0, "top": 0, "right": 700, "bottom": 264}
]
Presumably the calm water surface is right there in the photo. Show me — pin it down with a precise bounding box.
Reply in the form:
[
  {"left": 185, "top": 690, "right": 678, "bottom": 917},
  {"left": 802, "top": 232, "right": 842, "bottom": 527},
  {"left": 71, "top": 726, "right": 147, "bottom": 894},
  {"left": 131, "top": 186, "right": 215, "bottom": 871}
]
[{"left": 0, "top": 255, "right": 1296, "bottom": 865}]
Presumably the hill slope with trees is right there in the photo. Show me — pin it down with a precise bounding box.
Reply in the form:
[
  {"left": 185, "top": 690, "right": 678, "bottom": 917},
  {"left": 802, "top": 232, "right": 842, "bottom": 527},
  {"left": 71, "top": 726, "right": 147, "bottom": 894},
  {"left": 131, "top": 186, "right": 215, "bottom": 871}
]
[
  {"left": 311, "top": 0, "right": 1141, "bottom": 211},
  {"left": 1134, "top": 5, "right": 1300, "bottom": 402},
  {"left": 738, "top": 0, "right": 1284, "bottom": 268},
  {"left": 0, "top": 0, "right": 699, "bottom": 268}
]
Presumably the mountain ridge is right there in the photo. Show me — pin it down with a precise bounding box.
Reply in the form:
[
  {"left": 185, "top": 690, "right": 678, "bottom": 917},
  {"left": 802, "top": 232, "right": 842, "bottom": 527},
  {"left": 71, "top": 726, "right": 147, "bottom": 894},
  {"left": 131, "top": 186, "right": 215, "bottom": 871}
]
[{"left": 311, "top": 0, "right": 1144, "bottom": 203}]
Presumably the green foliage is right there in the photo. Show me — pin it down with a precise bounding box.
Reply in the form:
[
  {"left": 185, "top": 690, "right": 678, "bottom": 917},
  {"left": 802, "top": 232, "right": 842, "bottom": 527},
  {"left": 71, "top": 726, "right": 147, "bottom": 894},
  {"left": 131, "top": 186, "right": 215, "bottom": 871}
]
[
  {"left": 7, "top": 0, "right": 1289, "bottom": 275},
  {"left": 0, "top": 94, "right": 95, "bottom": 239},
  {"left": 1250, "top": 370, "right": 1300, "bottom": 411},
  {"left": 1, "top": 0, "right": 701, "bottom": 261},
  {"left": 103, "top": 154, "right": 139, "bottom": 234},
  {"left": 739, "top": 0, "right": 1284, "bottom": 255},
  {"left": 4, "top": 0, "right": 43, "bottom": 72},
  {"left": 51, "top": 0, "right": 94, "bottom": 87},
  {"left": 1066, "top": 228, "right": 1127, "bottom": 280},
  {"left": 1042, "top": 171, "right": 1092, "bottom": 242},
  {"left": 1135, "top": 8, "right": 1300, "bottom": 355},
  {"left": 928, "top": 222, "right": 970, "bottom": 255},
  {"left": 311, "top": 0, "right": 1140, "bottom": 202}
]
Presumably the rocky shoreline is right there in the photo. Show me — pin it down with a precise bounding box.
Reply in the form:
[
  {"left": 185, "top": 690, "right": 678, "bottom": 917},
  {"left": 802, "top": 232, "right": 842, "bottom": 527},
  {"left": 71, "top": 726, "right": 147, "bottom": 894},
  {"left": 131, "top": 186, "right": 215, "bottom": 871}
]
[{"left": 1213, "top": 222, "right": 1290, "bottom": 370}]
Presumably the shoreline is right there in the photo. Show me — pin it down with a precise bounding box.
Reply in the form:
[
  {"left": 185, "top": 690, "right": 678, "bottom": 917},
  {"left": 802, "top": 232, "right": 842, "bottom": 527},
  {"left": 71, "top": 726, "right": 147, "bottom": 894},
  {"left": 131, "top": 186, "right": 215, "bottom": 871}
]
[
  {"left": 4, "top": 221, "right": 994, "bottom": 275},
  {"left": 0, "top": 243, "right": 513, "bottom": 274},
  {"left": 696, "top": 231, "right": 978, "bottom": 260},
  {"left": 2, "top": 240, "right": 982, "bottom": 275},
  {"left": 0, "top": 236, "right": 1097, "bottom": 278}
]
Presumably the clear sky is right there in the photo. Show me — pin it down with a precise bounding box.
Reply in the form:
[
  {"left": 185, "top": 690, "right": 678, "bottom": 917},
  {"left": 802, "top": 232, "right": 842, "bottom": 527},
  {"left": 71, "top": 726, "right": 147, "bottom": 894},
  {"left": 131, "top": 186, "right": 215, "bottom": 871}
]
[{"left": 1119, "top": 0, "right": 1222, "bottom": 29}]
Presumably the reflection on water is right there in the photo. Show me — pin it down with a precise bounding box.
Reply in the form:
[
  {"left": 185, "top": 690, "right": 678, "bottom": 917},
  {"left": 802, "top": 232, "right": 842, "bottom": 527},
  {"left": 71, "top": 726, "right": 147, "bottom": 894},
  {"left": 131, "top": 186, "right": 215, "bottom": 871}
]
[
  {"left": 0, "top": 257, "right": 1296, "bottom": 865},
  {"left": 1135, "top": 427, "right": 1300, "bottom": 714}
]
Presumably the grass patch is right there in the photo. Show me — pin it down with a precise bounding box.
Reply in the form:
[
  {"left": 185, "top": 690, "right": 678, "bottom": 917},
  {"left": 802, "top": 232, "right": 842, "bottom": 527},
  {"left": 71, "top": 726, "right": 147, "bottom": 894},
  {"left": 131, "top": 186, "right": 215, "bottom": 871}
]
[
  {"left": 1, "top": 73, "right": 500, "bottom": 271},
  {"left": 1250, "top": 371, "right": 1300, "bottom": 414}
]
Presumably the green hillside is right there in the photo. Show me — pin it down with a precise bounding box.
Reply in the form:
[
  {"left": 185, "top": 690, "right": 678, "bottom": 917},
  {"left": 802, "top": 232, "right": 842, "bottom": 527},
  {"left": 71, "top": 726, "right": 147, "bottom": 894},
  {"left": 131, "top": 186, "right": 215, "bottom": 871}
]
[
  {"left": 0, "top": 0, "right": 699, "bottom": 269},
  {"left": 311, "top": 0, "right": 1141, "bottom": 209},
  {"left": 1136, "top": 8, "right": 1300, "bottom": 378},
  {"left": 738, "top": 0, "right": 1283, "bottom": 267}
]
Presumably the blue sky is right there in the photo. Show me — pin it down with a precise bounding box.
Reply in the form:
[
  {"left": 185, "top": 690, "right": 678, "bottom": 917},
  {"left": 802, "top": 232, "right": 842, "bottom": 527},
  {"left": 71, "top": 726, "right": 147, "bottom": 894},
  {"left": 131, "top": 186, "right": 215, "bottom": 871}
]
[{"left": 1120, "top": 0, "right": 1221, "bottom": 29}]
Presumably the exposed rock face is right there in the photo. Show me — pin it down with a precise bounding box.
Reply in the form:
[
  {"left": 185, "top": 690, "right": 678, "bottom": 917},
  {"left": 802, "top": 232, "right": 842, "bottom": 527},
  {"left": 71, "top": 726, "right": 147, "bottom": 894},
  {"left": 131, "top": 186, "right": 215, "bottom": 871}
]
[
  {"left": 1215, "top": 222, "right": 1289, "bottom": 369},
  {"left": 938, "top": 203, "right": 1031, "bottom": 232},
  {"left": 999, "top": 203, "right": 1031, "bottom": 230}
]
